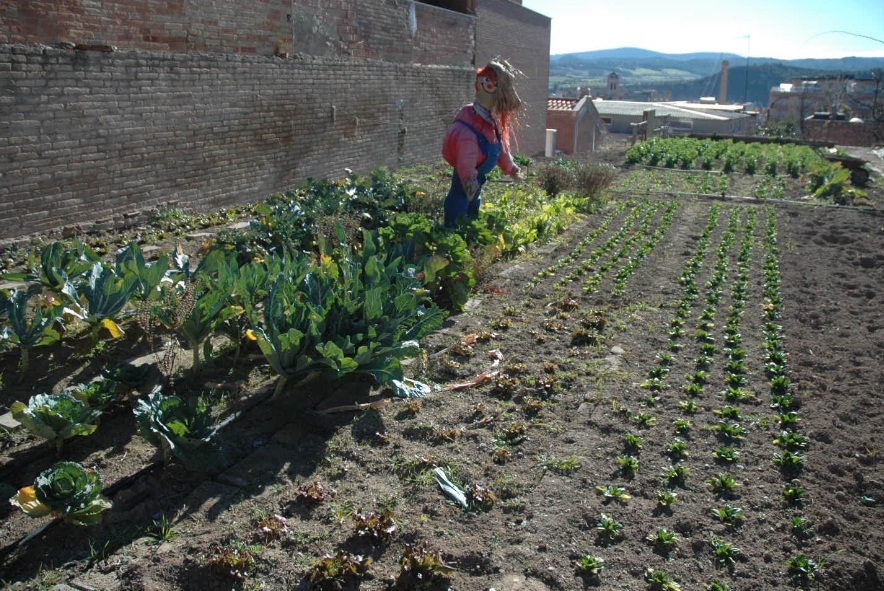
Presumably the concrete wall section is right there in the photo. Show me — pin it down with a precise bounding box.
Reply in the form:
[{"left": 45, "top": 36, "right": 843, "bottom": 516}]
[
  {"left": 475, "top": 0, "right": 550, "bottom": 156},
  {"left": 0, "top": 45, "right": 472, "bottom": 240}
]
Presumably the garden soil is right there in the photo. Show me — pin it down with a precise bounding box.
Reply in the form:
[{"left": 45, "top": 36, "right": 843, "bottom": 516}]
[{"left": 1, "top": 140, "right": 884, "bottom": 591}]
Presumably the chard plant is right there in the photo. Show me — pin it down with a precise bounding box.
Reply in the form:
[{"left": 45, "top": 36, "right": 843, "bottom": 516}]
[
  {"left": 11, "top": 461, "right": 112, "bottom": 525},
  {"left": 11, "top": 393, "right": 101, "bottom": 453},
  {"left": 248, "top": 232, "right": 444, "bottom": 398}
]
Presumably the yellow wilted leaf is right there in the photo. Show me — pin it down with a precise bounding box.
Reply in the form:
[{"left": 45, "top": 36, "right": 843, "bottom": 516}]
[
  {"left": 101, "top": 318, "right": 125, "bottom": 338},
  {"left": 11, "top": 486, "right": 51, "bottom": 518},
  {"left": 245, "top": 329, "right": 258, "bottom": 341}
]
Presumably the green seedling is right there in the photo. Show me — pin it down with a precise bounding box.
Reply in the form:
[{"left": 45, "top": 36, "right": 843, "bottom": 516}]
[
  {"left": 709, "top": 535, "right": 741, "bottom": 567},
  {"left": 596, "top": 485, "right": 631, "bottom": 503},
  {"left": 706, "top": 472, "right": 739, "bottom": 496},
  {"left": 714, "top": 406, "right": 742, "bottom": 420},
  {"left": 623, "top": 432, "right": 643, "bottom": 451},
  {"left": 665, "top": 439, "right": 689, "bottom": 460},
  {"left": 632, "top": 412, "right": 656, "bottom": 428},
  {"left": 645, "top": 568, "right": 681, "bottom": 591},
  {"left": 773, "top": 430, "right": 808, "bottom": 450},
  {"left": 715, "top": 421, "right": 748, "bottom": 441},
  {"left": 710, "top": 504, "right": 745, "bottom": 527},
  {"left": 617, "top": 455, "right": 639, "bottom": 477},
  {"left": 596, "top": 513, "right": 624, "bottom": 540},
  {"left": 672, "top": 419, "right": 692, "bottom": 434},
  {"left": 656, "top": 490, "right": 678, "bottom": 508},
  {"left": 713, "top": 447, "right": 740, "bottom": 463},
  {"left": 786, "top": 554, "right": 823, "bottom": 586},
  {"left": 782, "top": 482, "right": 805, "bottom": 505},
  {"left": 663, "top": 465, "right": 690, "bottom": 485},
  {"left": 646, "top": 528, "right": 680, "bottom": 554},
  {"left": 679, "top": 400, "right": 699, "bottom": 414},
  {"left": 790, "top": 515, "right": 811, "bottom": 537},
  {"left": 575, "top": 554, "right": 605, "bottom": 576},
  {"left": 773, "top": 450, "right": 806, "bottom": 471}
]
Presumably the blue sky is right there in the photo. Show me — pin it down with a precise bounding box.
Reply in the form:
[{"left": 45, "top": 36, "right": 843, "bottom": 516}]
[{"left": 519, "top": 0, "right": 884, "bottom": 60}]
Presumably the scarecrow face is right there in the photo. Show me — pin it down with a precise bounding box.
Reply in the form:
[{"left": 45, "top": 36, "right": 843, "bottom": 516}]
[{"left": 478, "top": 72, "right": 498, "bottom": 94}]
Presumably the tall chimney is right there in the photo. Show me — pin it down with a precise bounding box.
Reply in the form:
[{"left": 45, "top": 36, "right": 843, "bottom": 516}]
[{"left": 719, "top": 60, "right": 730, "bottom": 104}]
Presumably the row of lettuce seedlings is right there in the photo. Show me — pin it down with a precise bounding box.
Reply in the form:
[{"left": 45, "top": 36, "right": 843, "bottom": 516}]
[
  {"left": 524, "top": 199, "right": 633, "bottom": 293},
  {"left": 584, "top": 202, "right": 727, "bottom": 589},
  {"left": 762, "top": 209, "right": 824, "bottom": 588},
  {"left": 584, "top": 204, "right": 780, "bottom": 590}
]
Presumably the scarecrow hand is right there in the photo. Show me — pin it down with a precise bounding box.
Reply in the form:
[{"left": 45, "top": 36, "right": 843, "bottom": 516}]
[{"left": 463, "top": 177, "right": 481, "bottom": 201}]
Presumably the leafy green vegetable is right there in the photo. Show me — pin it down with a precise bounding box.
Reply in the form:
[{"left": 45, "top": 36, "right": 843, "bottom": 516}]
[
  {"left": 11, "top": 393, "right": 101, "bottom": 453},
  {"left": 133, "top": 391, "right": 224, "bottom": 471},
  {"left": 11, "top": 461, "right": 112, "bottom": 525},
  {"left": 0, "top": 288, "right": 63, "bottom": 374},
  {"left": 0, "top": 241, "right": 100, "bottom": 291},
  {"left": 249, "top": 232, "right": 444, "bottom": 398},
  {"left": 62, "top": 261, "right": 137, "bottom": 338},
  {"left": 114, "top": 242, "right": 170, "bottom": 301}
]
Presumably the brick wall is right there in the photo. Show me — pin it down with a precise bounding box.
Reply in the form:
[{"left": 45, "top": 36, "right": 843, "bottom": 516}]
[
  {"left": 802, "top": 120, "right": 884, "bottom": 147},
  {"left": 0, "top": 46, "right": 472, "bottom": 240},
  {"left": 0, "top": 0, "right": 551, "bottom": 241},
  {"left": 475, "top": 0, "right": 550, "bottom": 156},
  {"left": 0, "top": 1, "right": 475, "bottom": 61}
]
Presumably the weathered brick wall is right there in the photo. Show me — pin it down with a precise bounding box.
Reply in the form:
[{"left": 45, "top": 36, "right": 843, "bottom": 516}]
[
  {"left": 803, "top": 120, "right": 884, "bottom": 147},
  {"left": 0, "top": 0, "right": 551, "bottom": 241},
  {"left": 475, "top": 0, "right": 550, "bottom": 156},
  {"left": 0, "top": 45, "right": 472, "bottom": 240},
  {"left": 1, "top": 1, "right": 474, "bottom": 61}
]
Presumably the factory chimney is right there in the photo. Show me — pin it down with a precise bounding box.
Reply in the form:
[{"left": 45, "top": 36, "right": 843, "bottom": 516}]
[{"left": 719, "top": 60, "right": 730, "bottom": 104}]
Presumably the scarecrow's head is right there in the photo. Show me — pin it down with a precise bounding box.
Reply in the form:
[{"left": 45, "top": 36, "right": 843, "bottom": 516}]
[{"left": 476, "top": 59, "right": 522, "bottom": 116}]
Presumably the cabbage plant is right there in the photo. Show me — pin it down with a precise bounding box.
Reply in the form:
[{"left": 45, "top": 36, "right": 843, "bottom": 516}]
[
  {"left": 10, "top": 461, "right": 112, "bottom": 525},
  {"left": 11, "top": 393, "right": 101, "bottom": 453},
  {"left": 133, "top": 391, "right": 224, "bottom": 471}
]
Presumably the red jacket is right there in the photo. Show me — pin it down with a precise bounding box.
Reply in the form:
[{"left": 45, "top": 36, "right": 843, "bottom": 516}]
[{"left": 442, "top": 104, "right": 518, "bottom": 183}]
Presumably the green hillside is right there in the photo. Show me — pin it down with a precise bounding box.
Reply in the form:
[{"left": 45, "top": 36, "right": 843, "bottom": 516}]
[{"left": 550, "top": 50, "right": 884, "bottom": 106}]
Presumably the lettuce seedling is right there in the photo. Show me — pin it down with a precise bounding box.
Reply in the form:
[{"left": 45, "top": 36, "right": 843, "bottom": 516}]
[
  {"left": 11, "top": 461, "right": 111, "bottom": 525},
  {"left": 11, "top": 393, "right": 101, "bottom": 453},
  {"left": 133, "top": 391, "right": 224, "bottom": 471}
]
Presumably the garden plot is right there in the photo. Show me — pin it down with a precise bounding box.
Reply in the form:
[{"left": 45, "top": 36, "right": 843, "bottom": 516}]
[{"left": 0, "top": 143, "right": 883, "bottom": 591}]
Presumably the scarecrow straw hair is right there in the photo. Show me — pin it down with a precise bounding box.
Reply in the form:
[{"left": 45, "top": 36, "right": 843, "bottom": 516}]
[
  {"left": 485, "top": 59, "right": 523, "bottom": 116},
  {"left": 482, "top": 59, "right": 524, "bottom": 144}
]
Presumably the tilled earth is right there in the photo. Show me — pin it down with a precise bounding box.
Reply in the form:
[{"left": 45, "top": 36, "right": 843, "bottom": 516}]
[{"left": 1, "top": 143, "right": 884, "bottom": 591}]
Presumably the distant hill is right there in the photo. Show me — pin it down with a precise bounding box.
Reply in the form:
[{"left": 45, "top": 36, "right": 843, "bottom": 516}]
[{"left": 549, "top": 47, "right": 884, "bottom": 106}]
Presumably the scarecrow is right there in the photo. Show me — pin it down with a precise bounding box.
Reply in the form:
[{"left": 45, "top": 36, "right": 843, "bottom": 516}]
[{"left": 441, "top": 59, "right": 524, "bottom": 227}]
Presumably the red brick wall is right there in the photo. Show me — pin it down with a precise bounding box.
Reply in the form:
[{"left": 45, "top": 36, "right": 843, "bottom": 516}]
[
  {"left": 802, "top": 120, "right": 884, "bottom": 147},
  {"left": 0, "top": 46, "right": 472, "bottom": 241},
  {"left": 475, "top": 0, "right": 550, "bottom": 156},
  {"left": 0, "top": 1, "right": 474, "bottom": 61},
  {"left": 0, "top": 0, "right": 552, "bottom": 240}
]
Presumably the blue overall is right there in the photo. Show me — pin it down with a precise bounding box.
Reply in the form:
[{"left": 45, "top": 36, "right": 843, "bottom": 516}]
[{"left": 444, "top": 120, "right": 502, "bottom": 228}]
